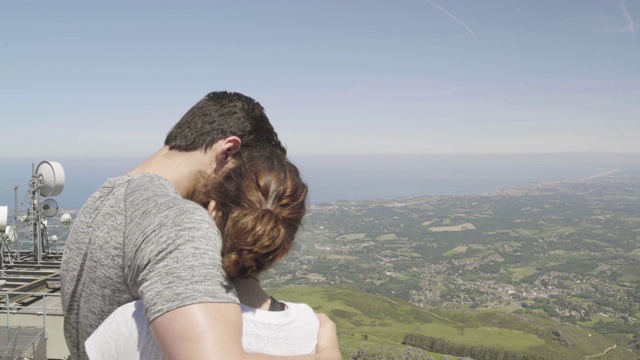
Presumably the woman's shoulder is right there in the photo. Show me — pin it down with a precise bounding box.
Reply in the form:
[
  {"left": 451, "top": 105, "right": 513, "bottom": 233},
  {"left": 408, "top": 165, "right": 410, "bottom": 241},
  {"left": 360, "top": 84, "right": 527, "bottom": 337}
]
[{"left": 283, "top": 301, "right": 315, "bottom": 313}]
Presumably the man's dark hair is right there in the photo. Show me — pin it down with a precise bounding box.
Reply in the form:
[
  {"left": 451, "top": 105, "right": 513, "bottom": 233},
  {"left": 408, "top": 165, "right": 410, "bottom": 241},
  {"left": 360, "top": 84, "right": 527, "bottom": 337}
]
[{"left": 165, "top": 91, "right": 286, "bottom": 155}]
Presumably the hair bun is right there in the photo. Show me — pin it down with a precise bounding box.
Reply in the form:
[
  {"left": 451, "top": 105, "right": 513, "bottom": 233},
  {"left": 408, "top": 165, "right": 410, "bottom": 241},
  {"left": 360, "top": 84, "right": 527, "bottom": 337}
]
[
  {"left": 222, "top": 207, "right": 294, "bottom": 279},
  {"left": 205, "top": 151, "right": 308, "bottom": 280}
]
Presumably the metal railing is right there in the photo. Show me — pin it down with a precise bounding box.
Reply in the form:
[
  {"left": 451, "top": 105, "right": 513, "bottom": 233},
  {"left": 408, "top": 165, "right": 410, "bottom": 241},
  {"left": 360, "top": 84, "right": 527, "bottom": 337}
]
[
  {"left": 0, "top": 326, "right": 46, "bottom": 360},
  {"left": 0, "top": 291, "right": 63, "bottom": 341}
]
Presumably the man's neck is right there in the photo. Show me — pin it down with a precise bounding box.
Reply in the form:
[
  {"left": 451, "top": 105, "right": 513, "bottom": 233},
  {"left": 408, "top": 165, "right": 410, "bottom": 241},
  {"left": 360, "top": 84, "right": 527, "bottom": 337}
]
[{"left": 127, "top": 146, "right": 210, "bottom": 200}]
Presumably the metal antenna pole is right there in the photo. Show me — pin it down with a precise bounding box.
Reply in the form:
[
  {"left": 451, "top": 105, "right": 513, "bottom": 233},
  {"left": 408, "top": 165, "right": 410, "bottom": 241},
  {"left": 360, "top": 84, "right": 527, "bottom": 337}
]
[
  {"left": 36, "top": 191, "right": 42, "bottom": 264},
  {"left": 14, "top": 184, "right": 19, "bottom": 261},
  {"left": 32, "top": 163, "right": 43, "bottom": 264}
]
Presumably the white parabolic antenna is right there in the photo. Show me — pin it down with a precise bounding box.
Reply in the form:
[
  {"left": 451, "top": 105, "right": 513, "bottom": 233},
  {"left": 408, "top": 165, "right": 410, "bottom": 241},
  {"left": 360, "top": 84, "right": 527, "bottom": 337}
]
[
  {"left": 3, "top": 226, "right": 16, "bottom": 242},
  {"left": 36, "top": 161, "right": 65, "bottom": 197},
  {"left": 0, "top": 206, "right": 7, "bottom": 233},
  {"left": 60, "top": 213, "right": 72, "bottom": 225},
  {"left": 42, "top": 198, "right": 59, "bottom": 218}
]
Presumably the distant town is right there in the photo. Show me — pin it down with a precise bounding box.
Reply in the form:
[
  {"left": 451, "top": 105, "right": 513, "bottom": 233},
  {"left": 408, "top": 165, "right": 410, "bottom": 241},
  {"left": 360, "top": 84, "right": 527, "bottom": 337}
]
[{"left": 266, "top": 172, "right": 640, "bottom": 350}]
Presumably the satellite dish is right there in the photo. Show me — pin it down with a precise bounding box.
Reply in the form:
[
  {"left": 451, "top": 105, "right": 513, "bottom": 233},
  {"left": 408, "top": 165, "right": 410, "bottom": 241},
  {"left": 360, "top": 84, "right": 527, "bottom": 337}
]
[
  {"left": 49, "top": 235, "right": 58, "bottom": 243},
  {"left": 0, "top": 206, "right": 7, "bottom": 232},
  {"left": 36, "top": 161, "right": 65, "bottom": 197},
  {"left": 41, "top": 198, "right": 59, "bottom": 217},
  {"left": 60, "top": 213, "right": 72, "bottom": 225},
  {"left": 3, "top": 226, "right": 16, "bottom": 242}
]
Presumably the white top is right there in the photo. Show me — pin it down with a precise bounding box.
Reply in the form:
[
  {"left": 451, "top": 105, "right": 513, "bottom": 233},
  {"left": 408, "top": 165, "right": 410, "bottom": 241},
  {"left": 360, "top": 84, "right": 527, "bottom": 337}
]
[{"left": 85, "top": 300, "right": 319, "bottom": 359}]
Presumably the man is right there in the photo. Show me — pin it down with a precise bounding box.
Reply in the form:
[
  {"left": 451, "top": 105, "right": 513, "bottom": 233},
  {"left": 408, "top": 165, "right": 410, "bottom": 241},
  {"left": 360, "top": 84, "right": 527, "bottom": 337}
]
[{"left": 61, "top": 91, "right": 340, "bottom": 360}]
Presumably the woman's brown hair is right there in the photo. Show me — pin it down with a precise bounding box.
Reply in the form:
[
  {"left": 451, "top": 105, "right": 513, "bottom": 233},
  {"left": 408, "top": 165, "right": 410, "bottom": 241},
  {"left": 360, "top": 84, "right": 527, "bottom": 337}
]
[{"left": 203, "top": 149, "right": 308, "bottom": 280}]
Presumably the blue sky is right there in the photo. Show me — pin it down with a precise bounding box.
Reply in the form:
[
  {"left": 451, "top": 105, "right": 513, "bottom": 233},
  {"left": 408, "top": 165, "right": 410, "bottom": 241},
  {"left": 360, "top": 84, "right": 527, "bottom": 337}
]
[{"left": 1, "top": 0, "right": 639, "bottom": 157}]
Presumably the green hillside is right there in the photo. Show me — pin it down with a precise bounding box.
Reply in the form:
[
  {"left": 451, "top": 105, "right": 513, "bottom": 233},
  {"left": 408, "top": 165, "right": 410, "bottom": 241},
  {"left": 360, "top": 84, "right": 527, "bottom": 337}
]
[{"left": 270, "top": 285, "right": 634, "bottom": 360}]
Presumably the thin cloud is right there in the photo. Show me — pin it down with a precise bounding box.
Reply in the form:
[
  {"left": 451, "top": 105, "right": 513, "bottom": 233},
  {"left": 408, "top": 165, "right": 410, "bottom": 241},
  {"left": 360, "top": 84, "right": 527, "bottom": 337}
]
[
  {"left": 428, "top": 0, "right": 476, "bottom": 37},
  {"left": 620, "top": 0, "right": 637, "bottom": 39}
]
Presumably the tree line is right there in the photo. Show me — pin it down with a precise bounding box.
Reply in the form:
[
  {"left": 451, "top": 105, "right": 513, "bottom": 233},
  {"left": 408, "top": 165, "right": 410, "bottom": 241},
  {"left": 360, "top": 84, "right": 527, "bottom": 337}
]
[{"left": 402, "top": 333, "right": 547, "bottom": 360}]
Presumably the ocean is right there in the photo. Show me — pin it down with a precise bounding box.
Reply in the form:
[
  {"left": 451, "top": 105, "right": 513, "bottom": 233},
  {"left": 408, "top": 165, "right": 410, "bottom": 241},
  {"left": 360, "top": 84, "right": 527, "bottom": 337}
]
[
  {"left": 291, "top": 153, "right": 640, "bottom": 204},
  {"left": 1, "top": 153, "right": 639, "bottom": 212}
]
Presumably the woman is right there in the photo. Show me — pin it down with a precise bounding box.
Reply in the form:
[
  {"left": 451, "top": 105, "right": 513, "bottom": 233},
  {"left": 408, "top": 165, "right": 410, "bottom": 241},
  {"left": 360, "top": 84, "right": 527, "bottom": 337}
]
[{"left": 85, "top": 150, "right": 319, "bottom": 358}]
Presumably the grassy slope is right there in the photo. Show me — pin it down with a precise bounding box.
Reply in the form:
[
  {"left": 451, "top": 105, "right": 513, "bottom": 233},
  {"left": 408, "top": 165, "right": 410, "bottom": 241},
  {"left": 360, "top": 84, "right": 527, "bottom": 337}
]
[{"left": 270, "top": 285, "right": 635, "bottom": 360}]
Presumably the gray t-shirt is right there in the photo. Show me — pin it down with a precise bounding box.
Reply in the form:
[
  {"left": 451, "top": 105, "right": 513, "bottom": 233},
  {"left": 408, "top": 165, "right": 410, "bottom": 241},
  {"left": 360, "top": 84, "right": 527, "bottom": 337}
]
[{"left": 61, "top": 174, "right": 238, "bottom": 360}]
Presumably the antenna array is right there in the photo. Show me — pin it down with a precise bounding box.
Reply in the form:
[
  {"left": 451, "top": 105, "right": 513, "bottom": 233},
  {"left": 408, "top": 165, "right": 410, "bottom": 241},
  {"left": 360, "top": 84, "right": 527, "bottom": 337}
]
[{"left": 1, "top": 161, "right": 73, "bottom": 265}]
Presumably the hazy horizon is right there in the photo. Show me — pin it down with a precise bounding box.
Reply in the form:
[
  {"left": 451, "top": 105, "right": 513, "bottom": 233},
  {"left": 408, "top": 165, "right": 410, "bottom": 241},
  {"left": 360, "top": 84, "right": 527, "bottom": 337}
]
[{"left": 2, "top": 152, "right": 638, "bottom": 211}]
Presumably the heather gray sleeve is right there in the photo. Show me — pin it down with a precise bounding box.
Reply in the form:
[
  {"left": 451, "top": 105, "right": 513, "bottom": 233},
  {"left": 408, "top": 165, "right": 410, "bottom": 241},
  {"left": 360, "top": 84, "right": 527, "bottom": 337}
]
[{"left": 123, "top": 177, "right": 238, "bottom": 322}]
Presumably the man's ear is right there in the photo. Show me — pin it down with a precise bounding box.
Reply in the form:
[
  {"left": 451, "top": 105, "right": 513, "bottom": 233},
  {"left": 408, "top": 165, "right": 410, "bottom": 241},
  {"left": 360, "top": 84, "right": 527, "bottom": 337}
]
[
  {"left": 214, "top": 136, "right": 241, "bottom": 166},
  {"left": 207, "top": 201, "right": 218, "bottom": 220},
  {"left": 207, "top": 201, "right": 216, "bottom": 214}
]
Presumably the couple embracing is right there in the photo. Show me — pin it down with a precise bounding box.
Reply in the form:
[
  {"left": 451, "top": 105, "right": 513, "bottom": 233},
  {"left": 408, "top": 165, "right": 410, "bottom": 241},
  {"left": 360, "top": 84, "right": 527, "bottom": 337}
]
[{"left": 61, "top": 91, "right": 341, "bottom": 360}]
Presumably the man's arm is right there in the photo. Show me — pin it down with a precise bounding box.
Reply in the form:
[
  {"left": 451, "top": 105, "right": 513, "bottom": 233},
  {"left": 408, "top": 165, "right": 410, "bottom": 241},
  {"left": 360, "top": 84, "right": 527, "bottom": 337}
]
[{"left": 150, "top": 302, "right": 341, "bottom": 360}]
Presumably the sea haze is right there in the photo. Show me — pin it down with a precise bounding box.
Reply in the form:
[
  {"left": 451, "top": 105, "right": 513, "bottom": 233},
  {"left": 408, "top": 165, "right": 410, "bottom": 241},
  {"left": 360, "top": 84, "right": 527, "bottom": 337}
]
[
  {"left": 291, "top": 153, "right": 640, "bottom": 204},
  {"left": 1, "top": 153, "right": 638, "bottom": 211}
]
